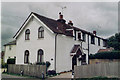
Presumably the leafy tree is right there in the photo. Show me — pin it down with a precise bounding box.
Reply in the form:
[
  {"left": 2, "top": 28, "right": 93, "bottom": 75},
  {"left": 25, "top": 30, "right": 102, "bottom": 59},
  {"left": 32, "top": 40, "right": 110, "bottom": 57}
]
[
  {"left": 107, "top": 33, "right": 120, "bottom": 50},
  {"left": 89, "top": 51, "right": 120, "bottom": 59}
]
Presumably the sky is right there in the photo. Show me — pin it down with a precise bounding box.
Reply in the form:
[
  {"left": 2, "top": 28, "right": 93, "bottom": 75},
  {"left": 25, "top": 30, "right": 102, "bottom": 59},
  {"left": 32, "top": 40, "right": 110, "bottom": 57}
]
[{"left": 1, "top": 2, "right": 118, "bottom": 50}]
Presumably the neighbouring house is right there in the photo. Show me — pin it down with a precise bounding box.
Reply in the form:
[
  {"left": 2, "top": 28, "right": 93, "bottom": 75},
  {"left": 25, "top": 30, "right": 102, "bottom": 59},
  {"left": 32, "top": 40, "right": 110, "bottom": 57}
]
[
  {"left": 4, "top": 40, "right": 16, "bottom": 63},
  {"left": 97, "top": 47, "right": 114, "bottom": 53},
  {"left": 1, "top": 51, "right": 5, "bottom": 59},
  {"left": 4, "top": 12, "right": 107, "bottom": 73}
]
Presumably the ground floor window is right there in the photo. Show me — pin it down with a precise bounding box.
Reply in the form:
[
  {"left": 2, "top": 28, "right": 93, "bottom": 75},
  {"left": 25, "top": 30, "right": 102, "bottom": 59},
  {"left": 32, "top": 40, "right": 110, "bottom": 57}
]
[
  {"left": 37, "top": 49, "right": 44, "bottom": 63},
  {"left": 24, "top": 50, "right": 29, "bottom": 64}
]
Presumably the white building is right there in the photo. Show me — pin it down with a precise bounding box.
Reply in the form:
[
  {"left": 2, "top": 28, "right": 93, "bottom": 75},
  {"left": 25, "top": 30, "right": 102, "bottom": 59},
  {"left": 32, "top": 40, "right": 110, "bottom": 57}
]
[
  {"left": 4, "top": 40, "right": 16, "bottom": 63},
  {"left": 5, "top": 12, "right": 107, "bottom": 73}
]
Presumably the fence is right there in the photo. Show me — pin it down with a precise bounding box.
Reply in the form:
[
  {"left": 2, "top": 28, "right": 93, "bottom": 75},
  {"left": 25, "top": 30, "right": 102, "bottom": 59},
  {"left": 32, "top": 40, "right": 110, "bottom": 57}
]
[
  {"left": 8, "top": 64, "right": 46, "bottom": 78},
  {"left": 74, "top": 62, "right": 120, "bottom": 78}
]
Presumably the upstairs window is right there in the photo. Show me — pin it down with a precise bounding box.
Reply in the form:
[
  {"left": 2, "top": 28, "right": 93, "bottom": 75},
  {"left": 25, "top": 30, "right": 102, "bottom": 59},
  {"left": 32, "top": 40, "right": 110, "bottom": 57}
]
[
  {"left": 37, "top": 49, "right": 44, "bottom": 63},
  {"left": 103, "top": 40, "right": 107, "bottom": 47},
  {"left": 24, "top": 50, "right": 29, "bottom": 64},
  {"left": 98, "top": 38, "right": 100, "bottom": 46},
  {"left": 25, "top": 29, "right": 30, "bottom": 40},
  {"left": 78, "top": 33, "right": 81, "bottom": 40},
  {"left": 82, "top": 33, "right": 86, "bottom": 42},
  {"left": 38, "top": 27, "right": 44, "bottom": 38},
  {"left": 91, "top": 35, "right": 95, "bottom": 44}
]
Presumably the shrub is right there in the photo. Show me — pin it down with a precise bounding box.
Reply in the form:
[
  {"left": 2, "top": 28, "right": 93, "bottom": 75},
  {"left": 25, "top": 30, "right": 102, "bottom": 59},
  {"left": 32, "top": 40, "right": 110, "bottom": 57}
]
[
  {"left": 89, "top": 51, "right": 120, "bottom": 59},
  {"left": 7, "top": 58, "right": 16, "bottom": 64},
  {"left": 36, "top": 62, "right": 46, "bottom": 65},
  {"left": 47, "top": 70, "right": 56, "bottom": 75},
  {"left": 46, "top": 61, "right": 51, "bottom": 69}
]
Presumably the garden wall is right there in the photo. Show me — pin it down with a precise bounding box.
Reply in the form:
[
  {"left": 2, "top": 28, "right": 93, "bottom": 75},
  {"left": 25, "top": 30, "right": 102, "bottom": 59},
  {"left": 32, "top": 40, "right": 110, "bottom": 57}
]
[
  {"left": 8, "top": 64, "right": 46, "bottom": 78},
  {"left": 74, "top": 62, "right": 120, "bottom": 78}
]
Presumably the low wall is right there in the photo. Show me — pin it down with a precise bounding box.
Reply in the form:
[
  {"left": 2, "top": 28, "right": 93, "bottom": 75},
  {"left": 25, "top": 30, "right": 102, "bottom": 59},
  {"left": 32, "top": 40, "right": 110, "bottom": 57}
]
[
  {"left": 8, "top": 64, "right": 46, "bottom": 78},
  {"left": 74, "top": 62, "right": 120, "bottom": 78},
  {"left": 90, "top": 59, "right": 120, "bottom": 64}
]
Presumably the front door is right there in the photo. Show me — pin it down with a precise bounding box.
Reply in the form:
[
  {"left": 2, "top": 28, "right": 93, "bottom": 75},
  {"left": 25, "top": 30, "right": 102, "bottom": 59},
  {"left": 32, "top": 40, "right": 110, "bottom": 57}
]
[{"left": 72, "top": 55, "right": 77, "bottom": 70}]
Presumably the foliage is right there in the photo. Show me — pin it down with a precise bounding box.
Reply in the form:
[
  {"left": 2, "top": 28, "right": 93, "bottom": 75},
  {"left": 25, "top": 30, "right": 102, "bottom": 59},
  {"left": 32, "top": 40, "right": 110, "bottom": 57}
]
[
  {"left": 107, "top": 33, "right": 120, "bottom": 50},
  {"left": 1, "top": 59, "right": 7, "bottom": 68},
  {"left": 46, "top": 61, "right": 51, "bottom": 69},
  {"left": 36, "top": 62, "right": 46, "bottom": 65},
  {"left": 89, "top": 51, "right": 120, "bottom": 59},
  {"left": 7, "top": 58, "right": 16, "bottom": 64},
  {"left": 47, "top": 70, "right": 56, "bottom": 75}
]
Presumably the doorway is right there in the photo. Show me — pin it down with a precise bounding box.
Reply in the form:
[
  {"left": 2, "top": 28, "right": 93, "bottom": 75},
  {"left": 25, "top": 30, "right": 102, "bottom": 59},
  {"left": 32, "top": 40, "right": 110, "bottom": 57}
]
[{"left": 72, "top": 55, "right": 77, "bottom": 70}]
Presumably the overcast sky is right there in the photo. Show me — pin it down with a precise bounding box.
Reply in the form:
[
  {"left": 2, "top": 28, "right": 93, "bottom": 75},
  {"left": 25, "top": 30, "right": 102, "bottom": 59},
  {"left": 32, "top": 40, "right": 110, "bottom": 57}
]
[{"left": 1, "top": 2, "right": 118, "bottom": 49}]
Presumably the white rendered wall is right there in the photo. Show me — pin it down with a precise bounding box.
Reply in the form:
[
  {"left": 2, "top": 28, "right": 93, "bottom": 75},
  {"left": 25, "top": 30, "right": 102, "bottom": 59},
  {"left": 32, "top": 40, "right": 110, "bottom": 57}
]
[
  {"left": 56, "top": 34, "right": 75, "bottom": 73},
  {"left": 4, "top": 45, "right": 16, "bottom": 63},
  {"left": 16, "top": 17, "right": 55, "bottom": 70}
]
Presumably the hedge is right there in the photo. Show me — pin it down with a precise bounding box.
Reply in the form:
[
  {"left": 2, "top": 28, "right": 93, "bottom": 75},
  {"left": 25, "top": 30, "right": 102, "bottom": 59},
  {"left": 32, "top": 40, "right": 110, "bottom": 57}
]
[
  {"left": 89, "top": 51, "right": 120, "bottom": 59},
  {"left": 7, "top": 58, "right": 16, "bottom": 64}
]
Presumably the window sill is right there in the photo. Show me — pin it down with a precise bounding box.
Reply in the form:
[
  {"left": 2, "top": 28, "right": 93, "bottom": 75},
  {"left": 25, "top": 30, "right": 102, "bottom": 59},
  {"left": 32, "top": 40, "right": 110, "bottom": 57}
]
[
  {"left": 38, "top": 37, "right": 44, "bottom": 40},
  {"left": 91, "top": 43, "right": 95, "bottom": 45}
]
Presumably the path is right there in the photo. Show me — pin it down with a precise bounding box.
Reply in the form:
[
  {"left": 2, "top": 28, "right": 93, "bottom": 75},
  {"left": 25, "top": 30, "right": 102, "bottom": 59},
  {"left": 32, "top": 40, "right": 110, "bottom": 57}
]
[{"left": 51, "top": 72, "right": 72, "bottom": 78}]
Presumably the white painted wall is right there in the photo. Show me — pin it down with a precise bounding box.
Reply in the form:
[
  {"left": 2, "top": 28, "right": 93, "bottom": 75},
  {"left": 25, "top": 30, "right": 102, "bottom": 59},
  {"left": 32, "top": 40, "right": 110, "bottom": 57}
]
[
  {"left": 4, "top": 45, "right": 16, "bottom": 63},
  {"left": 16, "top": 17, "right": 55, "bottom": 70},
  {"left": 56, "top": 34, "right": 75, "bottom": 73}
]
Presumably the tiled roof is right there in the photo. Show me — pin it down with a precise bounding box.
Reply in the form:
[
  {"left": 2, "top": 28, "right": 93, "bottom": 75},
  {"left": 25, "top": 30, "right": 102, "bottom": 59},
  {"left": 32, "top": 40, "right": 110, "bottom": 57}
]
[
  {"left": 14, "top": 12, "right": 106, "bottom": 39},
  {"left": 70, "top": 45, "right": 80, "bottom": 53},
  {"left": 4, "top": 40, "right": 16, "bottom": 46},
  {"left": 33, "top": 12, "right": 73, "bottom": 37}
]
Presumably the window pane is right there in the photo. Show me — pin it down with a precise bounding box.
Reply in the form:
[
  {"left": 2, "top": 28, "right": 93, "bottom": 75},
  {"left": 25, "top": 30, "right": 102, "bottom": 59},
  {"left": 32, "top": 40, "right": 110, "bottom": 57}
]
[{"left": 38, "top": 27, "right": 44, "bottom": 38}]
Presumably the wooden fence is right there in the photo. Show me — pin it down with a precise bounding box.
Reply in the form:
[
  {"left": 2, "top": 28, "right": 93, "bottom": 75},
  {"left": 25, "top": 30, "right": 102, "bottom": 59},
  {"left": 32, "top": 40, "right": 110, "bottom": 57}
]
[
  {"left": 8, "top": 64, "right": 46, "bottom": 78},
  {"left": 74, "top": 62, "right": 120, "bottom": 78}
]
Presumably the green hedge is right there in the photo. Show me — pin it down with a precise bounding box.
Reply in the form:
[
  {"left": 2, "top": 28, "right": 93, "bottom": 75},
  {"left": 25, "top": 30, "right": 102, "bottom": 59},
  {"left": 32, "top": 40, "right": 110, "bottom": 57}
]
[
  {"left": 89, "top": 51, "right": 120, "bottom": 59},
  {"left": 7, "top": 58, "right": 16, "bottom": 64}
]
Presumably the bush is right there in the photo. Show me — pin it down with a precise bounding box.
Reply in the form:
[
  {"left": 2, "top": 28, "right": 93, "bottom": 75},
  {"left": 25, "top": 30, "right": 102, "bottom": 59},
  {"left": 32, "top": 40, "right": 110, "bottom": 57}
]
[
  {"left": 46, "top": 61, "right": 51, "bottom": 69},
  {"left": 7, "top": 58, "right": 16, "bottom": 64},
  {"left": 36, "top": 62, "right": 46, "bottom": 65},
  {"left": 47, "top": 70, "right": 56, "bottom": 75},
  {"left": 89, "top": 51, "right": 120, "bottom": 59}
]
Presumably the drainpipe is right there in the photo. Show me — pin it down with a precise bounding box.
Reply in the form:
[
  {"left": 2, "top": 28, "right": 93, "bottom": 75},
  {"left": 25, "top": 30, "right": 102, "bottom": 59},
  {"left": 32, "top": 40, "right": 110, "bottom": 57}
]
[
  {"left": 55, "top": 33, "right": 58, "bottom": 71},
  {"left": 88, "top": 34, "right": 90, "bottom": 64}
]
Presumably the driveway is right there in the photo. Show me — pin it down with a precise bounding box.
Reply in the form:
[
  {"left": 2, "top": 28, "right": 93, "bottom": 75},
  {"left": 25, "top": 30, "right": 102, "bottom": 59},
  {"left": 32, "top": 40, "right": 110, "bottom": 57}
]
[{"left": 51, "top": 72, "right": 72, "bottom": 78}]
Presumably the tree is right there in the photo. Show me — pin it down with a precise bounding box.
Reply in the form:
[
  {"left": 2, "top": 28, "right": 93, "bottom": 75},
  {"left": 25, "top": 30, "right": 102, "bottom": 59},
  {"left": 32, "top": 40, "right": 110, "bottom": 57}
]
[{"left": 107, "top": 33, "right": 120, "bottom": 50}]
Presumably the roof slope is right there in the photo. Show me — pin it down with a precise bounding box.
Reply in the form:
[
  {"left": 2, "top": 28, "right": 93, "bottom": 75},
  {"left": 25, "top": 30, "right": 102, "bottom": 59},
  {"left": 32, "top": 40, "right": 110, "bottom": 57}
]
[
  {"left": 70, "top": 45, "right": 80, "bottom": 53},
  {"left": 13, "top": 12, "right": 105, "bottom": 39},
  {"left": 4, "top": 40, "right": 16, "bottom": 46},
  {"left": 33, "top": 12, "right": 73, "bottom": 36}
]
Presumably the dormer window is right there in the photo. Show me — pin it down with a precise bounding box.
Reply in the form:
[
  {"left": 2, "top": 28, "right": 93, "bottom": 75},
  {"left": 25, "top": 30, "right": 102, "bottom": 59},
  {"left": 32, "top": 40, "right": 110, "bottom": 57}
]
[
  {"left": 25, "top": 29, "right": 30, "bottom": 40},
  {"left": 98, "top": 38, "right": 100, "bottom": 46},
  {"left": 82, "top": 33, "right": 86, "bottom": 42},
  {"left": 78, "top": 33, "right": 81, "bottom": 40},
  {"left": 91, "top": 35, "right": 95, "bottom": 44},
  {"left": 38, "top": 27, "right": 44, "bottom": 38}
]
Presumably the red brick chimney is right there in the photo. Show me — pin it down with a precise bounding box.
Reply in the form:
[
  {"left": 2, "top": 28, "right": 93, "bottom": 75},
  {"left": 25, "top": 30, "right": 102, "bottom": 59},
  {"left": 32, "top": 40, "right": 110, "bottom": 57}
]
[
  {"left": 93, "top": 31, "right": 96, "bottom": 35},
  {"left": 59, "top": 12, "right": 63, "bottom": 19},
  {"left": 68, "top": 20, "right": 73, "bottom": 26},
  {"left": 57, "top": 12, "right": 66, "bottom": 24}
]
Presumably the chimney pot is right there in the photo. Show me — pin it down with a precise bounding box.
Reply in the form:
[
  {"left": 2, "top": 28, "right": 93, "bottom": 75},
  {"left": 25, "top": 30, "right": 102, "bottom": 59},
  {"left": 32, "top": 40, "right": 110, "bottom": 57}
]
[
  {"left": 60, "top": 15, "right": 63, "bottom": 19},
  {"left": 68, "top": 20, "right": 73, "bottom": 26},
  {"left": 93, "top": 31, "right": 96, "bottom": 35}
]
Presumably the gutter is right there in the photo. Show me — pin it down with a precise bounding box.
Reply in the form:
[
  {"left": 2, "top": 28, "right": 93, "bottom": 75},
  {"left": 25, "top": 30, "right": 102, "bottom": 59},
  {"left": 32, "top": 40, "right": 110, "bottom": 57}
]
[{"left": 55, "top": 33, "right": 58, "bottom": 71}]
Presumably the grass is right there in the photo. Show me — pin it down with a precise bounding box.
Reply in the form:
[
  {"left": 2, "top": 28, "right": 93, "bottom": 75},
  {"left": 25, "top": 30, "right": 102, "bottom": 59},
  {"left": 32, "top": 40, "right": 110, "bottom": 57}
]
[
  {"left": 2, "top": 72, "right": 42, "bottom": 79},
  {"left": 76, "top": 76, "right": 119, "bottom": 80}
]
